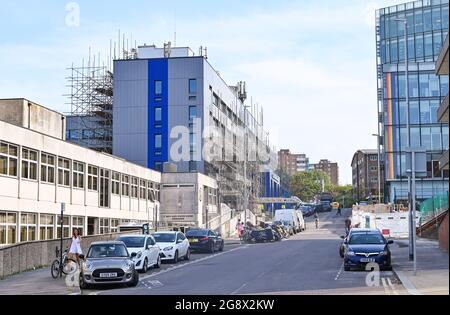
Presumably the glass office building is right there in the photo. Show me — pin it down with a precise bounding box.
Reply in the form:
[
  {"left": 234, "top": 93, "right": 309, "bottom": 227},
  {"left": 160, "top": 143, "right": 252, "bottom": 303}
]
[{"left": 376, "top": 0, "right": 449, "bottom": 203}]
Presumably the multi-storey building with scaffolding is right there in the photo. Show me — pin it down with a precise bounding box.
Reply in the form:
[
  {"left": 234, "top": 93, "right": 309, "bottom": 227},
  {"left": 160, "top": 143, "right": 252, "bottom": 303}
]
[
  {"left": 375, "top": 0, "right": 449, "bottom": 204},
  {"left": 112, "top": 44, "right": 280, "bottom": 212}
]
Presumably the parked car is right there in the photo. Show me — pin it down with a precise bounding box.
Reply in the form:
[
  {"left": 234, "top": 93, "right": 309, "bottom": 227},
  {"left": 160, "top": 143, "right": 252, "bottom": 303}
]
[
  {"left": 274, "top": 209, "right": 301, "bottom": 233},
  {"left": 185, "top": 229, "right": 224, "bottom": 253},
  {"left": 79, "top": 241, "right": 139, "bottom": 289},
  {"left": 153, "top": 231, "right": 190, "bottom": 263},
  {"left": 116, "top": 235, "right": 161, "bottom": 273},
  {"left": 299, "top": 205, "right": 313, "bottom": 217},
  {"left": 341, "top": 229, "right": 394, "bottom": 271}
]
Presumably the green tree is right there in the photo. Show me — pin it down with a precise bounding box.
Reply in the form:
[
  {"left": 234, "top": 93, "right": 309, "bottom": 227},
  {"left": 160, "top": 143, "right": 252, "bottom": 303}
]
[
  {"left": 290, "top": 170, "right": 334, "bottom": 202},
  {"left": 332, "top": 185, "right": 356, "bottom": 208}
]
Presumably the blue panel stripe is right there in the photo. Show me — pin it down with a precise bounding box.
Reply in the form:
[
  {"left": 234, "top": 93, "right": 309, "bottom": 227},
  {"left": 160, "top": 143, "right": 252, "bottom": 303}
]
[{"left": 148, "top": 59, "right": 169, "bottom": 170}]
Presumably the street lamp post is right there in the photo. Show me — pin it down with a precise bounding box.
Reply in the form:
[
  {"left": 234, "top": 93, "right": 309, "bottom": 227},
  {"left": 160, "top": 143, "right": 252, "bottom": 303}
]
[
  {"left": 395, "top": 17, "right": 414, "bottom": 262},
  {"left": 243, "top": 104, "right": 251, "bottom": 224},
  {"left": 372, "top": 134, "right": 382, "bottom": 204}
]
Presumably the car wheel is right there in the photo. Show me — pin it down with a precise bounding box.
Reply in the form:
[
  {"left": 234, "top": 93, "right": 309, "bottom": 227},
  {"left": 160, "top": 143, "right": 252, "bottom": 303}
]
[
  {"left": 79, "top": 274, "right": 90, "bottom": 290},
  {"left": 127, "top": 270, "right": 139, "bottom": 287},
  {"left": 142, "top": 258, "right": 148, "bottom": 274},
  {"left": 154, "top": 256, "right": 161, "bottom": 269},
  {"left": 210, "top": 242, "right": 215, "bottom": 254},
  {"left": 219, "top": 241, "right": 224, "bottom": 252},
  {"left": 339, "top": 248, "right": 344, "bottom": 258},
  {"left": 184, "top": 248, "right": 191, "bottom": 261},
  {"left": 173, "top": 250, "right": 179, "bottom": 264}
]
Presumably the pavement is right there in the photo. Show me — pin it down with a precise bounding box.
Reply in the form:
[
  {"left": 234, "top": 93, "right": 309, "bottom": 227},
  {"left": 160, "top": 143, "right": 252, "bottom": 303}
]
[
  {"left": 0, "top": 267, "right": 81, "bottom": 295},
  {"left": 0, "top": 209, "right": 447, "bottom": 295},
  {"left": 391, "top": 238, "right": 449, "bottom": 295}
]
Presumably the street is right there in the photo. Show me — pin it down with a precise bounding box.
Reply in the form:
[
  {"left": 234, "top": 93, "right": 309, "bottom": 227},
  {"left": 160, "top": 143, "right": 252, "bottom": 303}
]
[{"left": 84, "top": 210, "right": 405, "bottom": 296}]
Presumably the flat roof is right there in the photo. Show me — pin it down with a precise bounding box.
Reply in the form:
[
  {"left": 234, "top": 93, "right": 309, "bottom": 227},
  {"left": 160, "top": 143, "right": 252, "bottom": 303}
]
[{"left": 0, "top": 98, "right": 66, "bottom": 117}]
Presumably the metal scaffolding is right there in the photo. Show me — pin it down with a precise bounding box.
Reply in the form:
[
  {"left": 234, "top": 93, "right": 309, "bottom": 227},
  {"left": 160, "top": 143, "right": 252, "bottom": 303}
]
[{"left": 66, "top": 63, "right": 114, "bottom": 154}]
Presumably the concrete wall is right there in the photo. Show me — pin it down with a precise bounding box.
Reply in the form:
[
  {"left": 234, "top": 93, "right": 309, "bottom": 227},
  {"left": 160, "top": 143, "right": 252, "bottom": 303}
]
[
  {"left": 0, "top": 99, "right": 65, "bottom": 140},
  {"left": 0, "top": 230, "right": 140, "bottom": 279},
  {"left": 439, "top": 212, "right": 449, "bottom": 252}
]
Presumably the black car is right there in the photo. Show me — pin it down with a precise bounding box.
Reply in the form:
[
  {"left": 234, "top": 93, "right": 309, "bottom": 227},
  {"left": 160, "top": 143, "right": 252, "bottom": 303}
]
[
  {"left": 341, "top": 229, "right": 394, "bottom": 271},
  {"left": 185, "top": 229, "right": 224, "bottom": 253}
]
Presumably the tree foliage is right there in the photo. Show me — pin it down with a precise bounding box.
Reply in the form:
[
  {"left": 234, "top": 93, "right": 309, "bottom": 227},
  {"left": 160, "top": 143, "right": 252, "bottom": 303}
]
[{"left": 290, "top": 170, "right": 334, "bottom": 202}]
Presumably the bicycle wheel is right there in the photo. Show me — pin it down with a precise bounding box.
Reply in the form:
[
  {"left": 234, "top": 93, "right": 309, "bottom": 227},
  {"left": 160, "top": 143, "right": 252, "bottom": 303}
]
[
  {"left": 51, "top": 260, "right": 61, "bottom": 279},
  {"left": 62, "top": 258, "right": 79, "bottom": 275}
]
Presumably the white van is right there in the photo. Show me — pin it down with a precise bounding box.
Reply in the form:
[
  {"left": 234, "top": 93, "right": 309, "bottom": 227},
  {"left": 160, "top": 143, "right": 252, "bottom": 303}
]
[
  {"left": 296, "top": 210, "right": 306, "bottom": 232},
  {"left": 274, "top": 209, "right": 302, "bottom": 234}
]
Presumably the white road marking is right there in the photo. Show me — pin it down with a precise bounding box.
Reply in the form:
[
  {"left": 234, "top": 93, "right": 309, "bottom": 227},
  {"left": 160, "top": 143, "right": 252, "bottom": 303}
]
[
  {"left": 334, "top": 263, "right": 344, "bottom": 281},
  {"left": 387, "top": 278, "right": 399, "bottom": 295},
  {"left": 87, "top": 246, "right": 247, "bottom": 295},
  {"left": 231, "top": 282, "right": 248, "bottom": 295},
  {"left": 381, "top": 278, "right": 391, "bottom": 295}
]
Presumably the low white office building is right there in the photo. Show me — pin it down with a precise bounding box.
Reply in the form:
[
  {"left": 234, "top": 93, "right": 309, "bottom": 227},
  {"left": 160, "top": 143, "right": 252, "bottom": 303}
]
[{"left": 0, "top": 100, "right": 162, "bottom": 246}]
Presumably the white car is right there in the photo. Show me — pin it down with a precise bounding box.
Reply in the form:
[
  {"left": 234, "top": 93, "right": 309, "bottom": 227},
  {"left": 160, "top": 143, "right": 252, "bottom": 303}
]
[
  {"left": 296, "top": 210, "right": 306, "bottom": 232},
  {"left": 116, "top": 235, "right": 161, "bottom": 273},
  {"left": 153, "top": 231, "right": 191, "bottom": 263}
]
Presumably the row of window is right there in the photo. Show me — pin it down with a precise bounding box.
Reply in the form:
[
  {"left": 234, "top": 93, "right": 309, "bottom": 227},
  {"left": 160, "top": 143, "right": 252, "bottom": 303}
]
[
  {"left": 385, "top": 99, "right": 442, "bottom": 125},
  {"left": 384, "top": 72, "right": 448, "bottom": 100},
  {"left": 386, "top": 125, "right": 449, "bottom": 152},
  {"left": 153, "top": 79, "right": 197, "bottom": 97},
  {"left": 0, "top": 140, "right": 161, "bottom": 202},
  {"left": 0, "top": 211, "right": 134, "bottom": 245},
  {"left": 380, "top": 30, "right": 449, "bottom": 64},
  {"left": 380, "top": 4, "right": 449, "bottom": 40},
  {"left": 66, "top": 128, "right": 112, "bottom": 141},
  {"left": 386, "top": 154, "right": 449, "bottom": 180}
]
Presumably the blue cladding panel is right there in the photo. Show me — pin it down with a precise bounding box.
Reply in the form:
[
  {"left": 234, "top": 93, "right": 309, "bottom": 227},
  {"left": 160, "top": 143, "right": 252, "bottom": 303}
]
[{"left": 148, "top": 59, "right": 169, "bottom": 170}]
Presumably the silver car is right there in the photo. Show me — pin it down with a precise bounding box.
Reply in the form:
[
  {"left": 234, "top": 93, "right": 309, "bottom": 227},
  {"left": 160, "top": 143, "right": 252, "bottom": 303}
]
[{"left": 80, "top": 241, "right": 139, "bottom": 289}]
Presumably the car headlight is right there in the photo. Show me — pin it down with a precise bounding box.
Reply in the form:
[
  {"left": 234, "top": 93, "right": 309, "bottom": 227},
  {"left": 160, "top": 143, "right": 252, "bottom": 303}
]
[
  {"left": 136, "top": 251, "right": 142, "bottom": 259},
  {"left": 380, "top": 250, "right": 388, "bottom": 256},
  {"left": 83, "top": 262, "right": 94, "bottom": 272},
  {"left": 164, "top": 246, "right": 174, "bottom": 251},
  {"left": 122, "top": 261, "right": 134, "bottom": 271},
  {"left": 347, "top": 251, "right": 356, "bottom": 256}
]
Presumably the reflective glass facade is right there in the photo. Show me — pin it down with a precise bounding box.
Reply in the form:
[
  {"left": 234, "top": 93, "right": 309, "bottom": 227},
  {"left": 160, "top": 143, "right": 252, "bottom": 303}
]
[{"left": 376, "top": 0, "right": 449, "bottom": 202}]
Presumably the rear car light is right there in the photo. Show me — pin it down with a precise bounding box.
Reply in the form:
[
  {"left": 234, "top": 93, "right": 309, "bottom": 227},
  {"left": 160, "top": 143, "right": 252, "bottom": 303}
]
[{"left": 200, "top": 237, "right": 209, "bottom": 241}]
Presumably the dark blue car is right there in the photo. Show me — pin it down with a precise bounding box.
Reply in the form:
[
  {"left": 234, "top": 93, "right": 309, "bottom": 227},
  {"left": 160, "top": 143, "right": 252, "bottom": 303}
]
[
  {"left": 341, "top": 229, "right": 394, "bottom": 271},
  {"left": 185, "top": 229, "right": 224, "bottom": 253}
]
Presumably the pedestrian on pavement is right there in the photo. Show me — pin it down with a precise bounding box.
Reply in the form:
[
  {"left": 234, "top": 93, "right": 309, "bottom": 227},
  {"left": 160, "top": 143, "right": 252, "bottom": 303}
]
[
  {"left": 337, "top": 204, "right": 342, "bottom": 216},
  {"left": 236, "top": 219, "right": 241, "bottom": 235},
  {"left": 68, "top": 228, "right": 83, "bottom": 266}
]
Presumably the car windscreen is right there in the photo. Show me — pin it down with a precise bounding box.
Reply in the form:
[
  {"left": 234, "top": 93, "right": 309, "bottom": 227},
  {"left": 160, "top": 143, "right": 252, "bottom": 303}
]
[
  {"left": 186, "top": 230, "right": 208, "bottom": 237},
  {"left": 349, "top": 233, "right": 385, "bottom": 245},
  {"left": 117, "top": 237, "right": 145, "bottom": 248},
  {"left": 87, "top": 244, "right": 129, "bottom": 258},
  {"left": 153, "top": 233, "right": 176, "bottom": 243}
]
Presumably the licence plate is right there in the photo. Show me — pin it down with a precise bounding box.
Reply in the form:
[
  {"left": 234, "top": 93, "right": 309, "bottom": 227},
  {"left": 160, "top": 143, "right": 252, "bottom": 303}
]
[
  {"left": 189, "top": 239, "right": 198, "bottom": 243},
  {"left": 360, "top": 258, "right": 376, "bottom": 263},
  {"left": 100, "top": 273, "right": 117, "bottom": 278}
]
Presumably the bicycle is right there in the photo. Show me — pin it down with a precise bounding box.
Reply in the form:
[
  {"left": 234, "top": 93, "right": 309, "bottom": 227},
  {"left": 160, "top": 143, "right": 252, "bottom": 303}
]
[{"left": 50, "top": 247, "right": 79, "bottom": 279}]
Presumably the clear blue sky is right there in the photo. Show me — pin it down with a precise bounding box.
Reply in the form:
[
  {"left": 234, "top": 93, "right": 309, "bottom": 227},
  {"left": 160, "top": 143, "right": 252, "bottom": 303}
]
[{"left": 0, "top": 0, "right": 405, "bottom": 184}]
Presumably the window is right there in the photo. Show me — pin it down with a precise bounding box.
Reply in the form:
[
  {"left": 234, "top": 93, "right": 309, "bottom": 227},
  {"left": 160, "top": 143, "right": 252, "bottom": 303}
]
[
  {"left": 155, "top": 107, "right": 162, "bottom": 126},
  {"left": 429, "top": 74, "right": 440, "bottom": 97},
  {"left": 441, "top": 75, "right": 449, "bottom": 96},
  {"left": 111, "top": 219, "right": 120, "bottom": 233},
  {"left": 122, "top": 175, "right": 130, "bottom": 197},
  {"left": 371, "top": 177, "right": 379, "bottom": 183},
  {"left": 99, "top": 169, "right": 110, "bottom": 208},
  {"left": 140, "top": 180, "right": 147, "bottom": 199},
  {"left": 424, "top": 33, "right": 433, "bottom": 58},
  {"left": 208, "top": 188, "right": 217, "bottom": 205},
  {"left": 189, "top": 79, "right": 197, "bottom": 94},
  {"left": 423, "top": 8, "right": 432, "bottom": 32},
  {"left": 390, "top": 38, "right": 398, "bottom": 62},
  {"left": 432, "top": 7, "right": 441, "bottom": 30},
  {"left": 0, "top": 211, "right": 17, "bottom": 245},
  {"left": 422, "top": 127, "right": 432, "bottom": 150},
  {"left": 0, "top": 141, "right": 18, "bottom": 177},
  {"left": 408, "top": 35, "right": 415, "bottom": 60},
  {"left": 189, "top": 106, "right": 197, "bottom": 121},
  {"left": 21, "top": 148, "right": 38, "bottom": 180},
  {"left": 155, "top": 183, "right": 160, "bottom": 201},
  {"left": 112, "top": 172, "right": 120, "bottom": 195},
  {"left": 88, "top": 166, "right": 98, "bottom": 191},
  {"left": 57, "top": 215, "right": 70, "bottom": 238},
  {"left": 58, "top": 158, "right": 70, "bottom": 187},
  {"left": 434, "top": 32, "right": 443, "bottom": 57},
  {"left": 72, "top": 217, "right": 84, "bottom": 237},
  {"left": 131, "top": 177, "right": 138, "bottom": 198},
  {"left": 100, "top": 218, "right": 110, "bottom": 234},
  {"left": 20, "top": 213, "right": 37, "bottom": 242},
  {"left": 409, "top": 74, "right": 419, "bottom": 98},
  {"left": 148, "top": 182, "right": 156, "bottom": 201},
  {"left": 72, "top": 161, "right": 84, "bottom": 189},
  {"left": 369, "top": 155, "right": 378, "bottom": 161},
  {"left": 415, "top": 9, "right": 424, "bottom": 33},
  {"left": 410, "top": 101, "right": 420, "bottom": 124},
  {"left": 431, "top": 127, "right": 442, "bottom": 151},
  {"left": 420, "top": 101, "right": 431, "bottom": 124},
  {"left": 430, "top": 100, "right": 440, "bottom": 123},
  {"left": 189, "top": 161, "right": 197, "bottom": 172},
  {"left": 154, "top": 80, "right": 162, "bottom": 95},
  {"left": 370, "top": 166, "right": 378, "bottom": 172},
  {"left": 41, "top": 153, "right": 55, "bottom": 184},
  {"left": 155, "top": 134, "right": 162, "bottom": 149},
  {"left": 39, "top": 214, "right": 54, "bottom": 240},
  {"left": 416, "top": 34, "right": 424, "bottom": 59}
]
